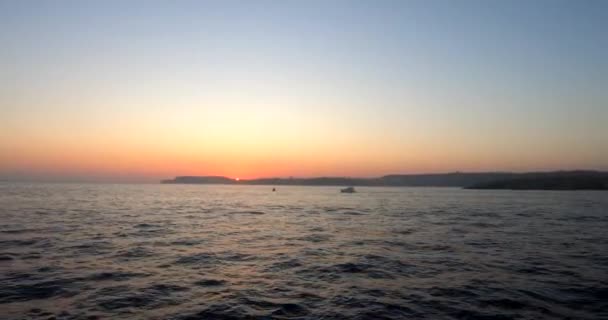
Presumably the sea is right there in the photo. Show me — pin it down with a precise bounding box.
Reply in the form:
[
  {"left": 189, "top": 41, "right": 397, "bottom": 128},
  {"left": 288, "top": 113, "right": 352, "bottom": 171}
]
[{"left": 0, "top": 183, "right": 607, "bottom": 319}]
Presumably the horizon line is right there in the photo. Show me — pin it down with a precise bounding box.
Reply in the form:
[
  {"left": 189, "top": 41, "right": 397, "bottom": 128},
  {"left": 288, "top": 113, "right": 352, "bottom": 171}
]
[
  {"left": 2, "top": 169, "right": 606, "bottom": 184},
  {"left": 168, "top": 169, "right": 607, "bottom": 181}
]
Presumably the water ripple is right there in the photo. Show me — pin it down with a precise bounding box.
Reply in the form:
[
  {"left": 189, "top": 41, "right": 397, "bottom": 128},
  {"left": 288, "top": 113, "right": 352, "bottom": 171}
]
[{"left": 0, "top": 184, "right": 607, "bottom": 319}]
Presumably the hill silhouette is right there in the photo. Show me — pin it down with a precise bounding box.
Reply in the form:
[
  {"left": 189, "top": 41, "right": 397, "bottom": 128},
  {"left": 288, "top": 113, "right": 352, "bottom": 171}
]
[
  {"left": 465, "top": 171, "right": 608, "bottom": 190},
  {"left": 161, "top": 171, "right": 608, "bottom": 190}
]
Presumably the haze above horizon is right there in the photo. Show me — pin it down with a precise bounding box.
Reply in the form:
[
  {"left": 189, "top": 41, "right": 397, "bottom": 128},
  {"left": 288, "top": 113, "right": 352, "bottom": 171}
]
[{"left": 1, "top": 0, "right": 607, "bottom": 183}]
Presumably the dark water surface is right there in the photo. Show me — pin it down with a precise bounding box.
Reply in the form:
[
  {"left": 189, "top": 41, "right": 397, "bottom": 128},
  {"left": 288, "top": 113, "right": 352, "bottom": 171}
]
[{"left": 1, "top": 183, "right": 607, "bottom": 319}]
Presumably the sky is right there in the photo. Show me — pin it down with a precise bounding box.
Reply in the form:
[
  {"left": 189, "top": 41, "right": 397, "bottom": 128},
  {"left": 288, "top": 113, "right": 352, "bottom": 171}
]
[{"left": 1, "top": 0, "right": 607, "bottom": 182}]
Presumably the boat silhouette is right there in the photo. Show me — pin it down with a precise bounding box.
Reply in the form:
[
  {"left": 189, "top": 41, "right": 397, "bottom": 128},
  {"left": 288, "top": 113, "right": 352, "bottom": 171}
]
[{"left": 340, "top": 186, "right": 356, "bottom": 193}]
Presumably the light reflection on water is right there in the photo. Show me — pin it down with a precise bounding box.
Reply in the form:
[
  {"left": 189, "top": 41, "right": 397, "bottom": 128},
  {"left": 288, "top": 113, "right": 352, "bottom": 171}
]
[{"left": 0, "top": 183, "right": 607, "bottom": 319}]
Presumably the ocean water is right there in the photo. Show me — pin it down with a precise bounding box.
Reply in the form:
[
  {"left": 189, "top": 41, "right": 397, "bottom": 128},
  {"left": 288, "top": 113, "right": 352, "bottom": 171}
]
[{"left": 0, "top": 183, "right": 607, "bottom": 320}]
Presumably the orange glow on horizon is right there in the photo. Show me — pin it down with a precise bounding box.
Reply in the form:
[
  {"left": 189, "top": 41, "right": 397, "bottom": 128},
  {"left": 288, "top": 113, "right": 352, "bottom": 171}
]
[{"left": 1, "top": 107, "right": 606, "bottom": 181}]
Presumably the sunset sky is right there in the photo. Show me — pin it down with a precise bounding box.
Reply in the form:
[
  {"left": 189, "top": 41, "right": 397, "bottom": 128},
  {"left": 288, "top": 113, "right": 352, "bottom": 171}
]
[{"left": 1, "top": 0, "right": 607, "bottom": 182}]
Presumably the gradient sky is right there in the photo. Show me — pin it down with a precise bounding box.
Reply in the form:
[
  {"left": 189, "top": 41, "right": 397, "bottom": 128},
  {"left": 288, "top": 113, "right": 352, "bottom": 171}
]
[{"left": 1, "top": 0, "right": 607, "bottom": 181}]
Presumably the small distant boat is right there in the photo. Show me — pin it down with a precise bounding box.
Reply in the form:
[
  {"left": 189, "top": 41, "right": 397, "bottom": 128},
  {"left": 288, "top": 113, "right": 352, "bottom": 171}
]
[{"left": 340, "top": 186, "right": 356, "bottom": 193}]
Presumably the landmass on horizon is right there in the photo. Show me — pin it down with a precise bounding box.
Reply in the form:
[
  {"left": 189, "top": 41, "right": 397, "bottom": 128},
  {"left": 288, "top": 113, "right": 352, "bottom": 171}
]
[{"left": 161, "top": 171, "right": 608, "bottom": 190}]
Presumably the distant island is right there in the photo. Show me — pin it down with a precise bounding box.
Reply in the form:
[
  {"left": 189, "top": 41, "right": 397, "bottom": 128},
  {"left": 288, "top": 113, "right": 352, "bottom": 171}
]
[
  {"left": 465, "top": 171, "right": 608, "bottom": 190},
  {"left": 161, "top": 171, "right": 608, "bottom": 190}
]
